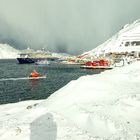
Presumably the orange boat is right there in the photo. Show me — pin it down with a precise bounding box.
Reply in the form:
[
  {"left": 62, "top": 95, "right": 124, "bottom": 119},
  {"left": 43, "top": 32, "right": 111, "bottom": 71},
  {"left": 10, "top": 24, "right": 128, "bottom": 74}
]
[{"left": 29, "top": 69, "right": 46, "bottom": 78}]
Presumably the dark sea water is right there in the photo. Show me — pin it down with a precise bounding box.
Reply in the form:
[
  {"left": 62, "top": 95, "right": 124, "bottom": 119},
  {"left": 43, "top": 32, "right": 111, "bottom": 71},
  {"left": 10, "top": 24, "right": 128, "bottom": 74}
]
[{"left": 0, "top": 59, "right": 104, "bottom": 104}]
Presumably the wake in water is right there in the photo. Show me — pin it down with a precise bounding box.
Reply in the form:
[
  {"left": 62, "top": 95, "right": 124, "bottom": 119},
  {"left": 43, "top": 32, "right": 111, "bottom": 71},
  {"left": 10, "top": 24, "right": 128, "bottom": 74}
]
[
  {"left": 0, "top": 76, "right": 46, "bottom": 81},
  {"left": 0, "top": 77, "right": 30, "bottom": 81}
]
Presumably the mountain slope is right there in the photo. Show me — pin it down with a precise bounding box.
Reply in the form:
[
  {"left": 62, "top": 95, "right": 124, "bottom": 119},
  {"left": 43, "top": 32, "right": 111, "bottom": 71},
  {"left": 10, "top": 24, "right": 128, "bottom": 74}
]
[
  {"left": 82, "top": 19, "right": 140, "bottom": 57},
  {"left": 0, "top": 44, "right": 19, "bottom": 59}
]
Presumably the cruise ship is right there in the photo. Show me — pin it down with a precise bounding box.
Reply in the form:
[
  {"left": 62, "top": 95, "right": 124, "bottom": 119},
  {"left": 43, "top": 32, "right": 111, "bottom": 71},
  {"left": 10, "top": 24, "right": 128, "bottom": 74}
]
[{"left": 17, "top": 48, "right": 57, "bottom": 64}]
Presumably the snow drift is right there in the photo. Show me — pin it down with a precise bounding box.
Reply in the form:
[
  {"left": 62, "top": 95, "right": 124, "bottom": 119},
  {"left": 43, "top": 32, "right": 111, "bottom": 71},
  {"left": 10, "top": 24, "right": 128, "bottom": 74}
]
[
  {"left": 45, "top": 61, "right": 140, "bottom": 139},
  {"left": 0, "top": 44, "right": 19, "bottom": 59}
]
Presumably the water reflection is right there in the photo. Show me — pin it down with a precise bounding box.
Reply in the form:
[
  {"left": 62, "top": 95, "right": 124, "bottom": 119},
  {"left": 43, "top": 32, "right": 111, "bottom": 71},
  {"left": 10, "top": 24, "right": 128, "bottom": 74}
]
[{"left": 29, "top": 79, "right": 39, "bottom": 86}]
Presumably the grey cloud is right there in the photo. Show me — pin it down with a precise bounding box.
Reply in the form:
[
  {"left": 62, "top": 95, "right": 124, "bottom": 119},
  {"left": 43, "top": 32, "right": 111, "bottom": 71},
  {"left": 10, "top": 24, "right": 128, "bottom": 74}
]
[{"left": 0, "top": 0, "right": 140, "bottom": 54}]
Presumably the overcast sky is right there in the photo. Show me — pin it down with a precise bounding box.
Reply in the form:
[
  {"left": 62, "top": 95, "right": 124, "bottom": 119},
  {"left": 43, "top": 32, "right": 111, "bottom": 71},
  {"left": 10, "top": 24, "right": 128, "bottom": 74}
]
[{"left": 0, "top": 0, "right": 140, "bottom": 54}]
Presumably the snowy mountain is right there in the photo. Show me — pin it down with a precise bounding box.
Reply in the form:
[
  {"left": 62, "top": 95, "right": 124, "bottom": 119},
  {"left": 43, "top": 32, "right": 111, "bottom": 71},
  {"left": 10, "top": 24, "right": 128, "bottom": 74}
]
[
  {"left": 0, "top": 44, "right": 20, "bottom": 59},
  {"left": 82, "top": 19, "right": 140, "bottom": 57}
]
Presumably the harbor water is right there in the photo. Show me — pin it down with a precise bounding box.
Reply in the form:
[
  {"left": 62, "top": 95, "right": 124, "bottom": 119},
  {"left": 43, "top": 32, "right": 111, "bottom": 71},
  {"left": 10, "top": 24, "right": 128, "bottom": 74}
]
[{"left": 0, "top": 59, "right": 104, "bottom": 104}]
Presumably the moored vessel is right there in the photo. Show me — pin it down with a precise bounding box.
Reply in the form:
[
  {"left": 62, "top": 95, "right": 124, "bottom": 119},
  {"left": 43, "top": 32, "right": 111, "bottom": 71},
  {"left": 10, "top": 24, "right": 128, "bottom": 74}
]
[{"left": 17, "top": 48, "right": 52, "bottom": 64}]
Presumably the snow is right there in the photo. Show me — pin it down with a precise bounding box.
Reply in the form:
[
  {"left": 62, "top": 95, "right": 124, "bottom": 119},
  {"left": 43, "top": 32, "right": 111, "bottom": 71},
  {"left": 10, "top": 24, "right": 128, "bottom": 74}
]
[
  {"left": 0, "top": 61, "right": 140, "bottom": 140},
  {"left": 0, "top": 44, "right": 20, "bottom": 59},
  {"left": 45, "top": 61, "right": 140, "bottom": 139},
  {"left": 83, "top": 19, "right": 140, "bottom": 57}
]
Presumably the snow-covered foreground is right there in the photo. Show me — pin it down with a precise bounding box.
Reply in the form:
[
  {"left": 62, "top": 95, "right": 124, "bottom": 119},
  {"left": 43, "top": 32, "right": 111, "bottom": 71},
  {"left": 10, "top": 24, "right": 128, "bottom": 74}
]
[
  {"left": 0, "top": 44, "right": 19, "bottom": 59},
  {"left": 1, "top": 61, "right": 140, "bottom": 140}
]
